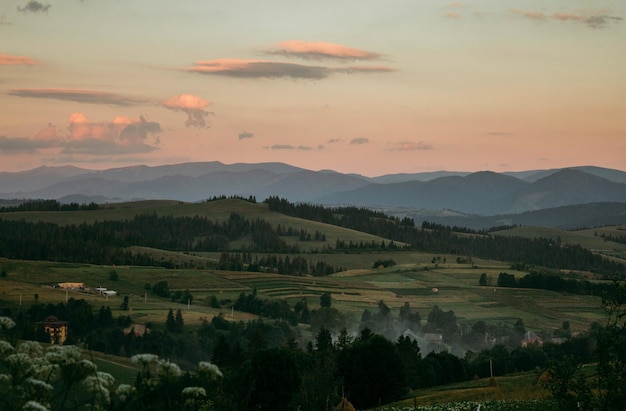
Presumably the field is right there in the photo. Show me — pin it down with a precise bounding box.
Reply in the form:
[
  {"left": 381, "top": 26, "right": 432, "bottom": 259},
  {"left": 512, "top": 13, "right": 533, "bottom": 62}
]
[{"left": 0, "top": 253, "right": 607, "bottom": 335}]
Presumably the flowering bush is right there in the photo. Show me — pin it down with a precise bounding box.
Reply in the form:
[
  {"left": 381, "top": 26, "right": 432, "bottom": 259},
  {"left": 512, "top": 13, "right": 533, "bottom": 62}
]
[
  {"left": 378, "top": 399, "right": 558, "bottom": 411},
  {"left": 0, "top": 316, "right": 222, "bottom": 411}
]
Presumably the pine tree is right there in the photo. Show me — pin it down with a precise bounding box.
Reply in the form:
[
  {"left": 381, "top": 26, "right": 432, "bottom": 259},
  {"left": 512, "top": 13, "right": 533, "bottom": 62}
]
[
  {"left": 165, "top": 308, "right": 176, "bottom": 332},
  {"left": 175, "top": 309, "right": 184, "bottom": 332}
]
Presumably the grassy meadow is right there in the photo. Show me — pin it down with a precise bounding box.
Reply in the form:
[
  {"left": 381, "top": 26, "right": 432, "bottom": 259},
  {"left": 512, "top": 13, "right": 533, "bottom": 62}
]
[{"left": 0, "top": 253, "right": 607, "bottom": 335}]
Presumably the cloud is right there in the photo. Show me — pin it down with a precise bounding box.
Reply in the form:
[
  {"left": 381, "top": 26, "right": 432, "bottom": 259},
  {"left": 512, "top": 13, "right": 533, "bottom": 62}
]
[
  {"left": 0, "top": 135, "right": 55, "bottom": 153},
  {"left": 0, "top": 120, "right": 161, "bottom": 162},
  {"left": 512, "top": 9, "right": 622, "bottom": 28},
  {"left": 266, "top": 41, "right": 382, "bottom": 61},
  {"left": 267, "top": 144, "right": 313, "bottom": 151},
  {"left": 444, "top": 12, "right": 461, "bottom": 19},
  {"left": 186, "top": 59, "right": 331, "bottom": 79},
  {"left": 0, "top": 16, "right": 12, "bottom": 25},
  {"left": 9, "top": 88, "right": 145, "bottom": 106},
  {"left": 63, "top": 113, "right": 161, "bottom": 154},
  {"left": 388, "top": 141, "right": 433, "bottom": 151},
  {"left": 184, "top": 59, "right": 393, "bottom": 80},
  {"left": 511, "top": 9, "right": 547, "bottom": 21},
  {"left": 160, "top": 94, "right": 212, "bottom": 128},
  {"left": 336, "top": 66, "right": 394, "bottom": 75},
  {"left": 327, "top": 138, "right": 342, "bottom": 144},
  {"left": 238, "top": 131, "right": 254, "bottom": 140},
  {"left": 17, "top": 1, "right": 51, "bottom": 13},
  {"left": 445, "top": 2, "right": 465, "bottom": 8},
  {"left": 350, "top": 137, "right": 369, "bottom": 145},
  {"left": 553, "top": 12, "right": 622, "bottom": 28},
  {"left": 0, "top": 54, "right": 37, "bottom": 66}
]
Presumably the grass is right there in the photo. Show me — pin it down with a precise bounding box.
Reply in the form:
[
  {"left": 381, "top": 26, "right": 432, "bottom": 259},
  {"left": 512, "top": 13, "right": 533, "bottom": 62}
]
[
  {"left": 0, "top": 252, "right": 609, "bottom": 335},
  {"left": 381, "top": 371, "right": 550, "bottom": 410}
]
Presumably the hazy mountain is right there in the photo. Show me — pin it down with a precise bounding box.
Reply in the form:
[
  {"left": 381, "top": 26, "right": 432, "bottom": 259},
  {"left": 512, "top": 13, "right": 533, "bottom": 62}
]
[
  {"left": 505, "top": 166, "right": 626, "bottom": 184},
  {"left": 1, "top": 163, "right": 625, "bottom": 221},
  {"left": 371, "top": 171, "right": 470, "bottom": 184},
  {"left": 418, "top": 202, "right": 626, "bottom": 230},
  {"left": 0, "top": 165, "right": 88, "bottom": 193}
]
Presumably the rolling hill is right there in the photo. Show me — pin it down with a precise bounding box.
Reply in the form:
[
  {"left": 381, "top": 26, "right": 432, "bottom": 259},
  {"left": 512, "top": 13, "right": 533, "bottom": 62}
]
[{"left": 1, "top": 162, "right": 626, "bottom": 223}]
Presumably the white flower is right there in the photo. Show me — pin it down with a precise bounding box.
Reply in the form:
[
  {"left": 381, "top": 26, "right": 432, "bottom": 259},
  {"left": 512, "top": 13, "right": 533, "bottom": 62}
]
[
  {"left": 182, "top": 386, "right": 206, "bottom": 397},
  {"left": 131, "top": 353, "right": 158, "bottom": 366},
  {"left": 198, "top": 361, "right": 223, "bottom": 380},
  {"left": 25, "top": 377, "right": 54, "bottom": 392},
  {"left": 18, "top": 341, "right": 43, "bottom": 357},
  {"left": 0, "top": 339, "right": 14, "bottom": 356},
  {"left": 0, "top": 316, "right": 16, "bottom": 330},
  {"left": 22, "top": 400, "right": 49, "bottom": 411},
  {"left": 115, "top": 383, "right": 135, "bottom": 402},
  {"left": 6, "top": 352, "right": 32, "bottom": 368},
  {"left": 157, "top": 359, "right": 181, "bottom": 377}
]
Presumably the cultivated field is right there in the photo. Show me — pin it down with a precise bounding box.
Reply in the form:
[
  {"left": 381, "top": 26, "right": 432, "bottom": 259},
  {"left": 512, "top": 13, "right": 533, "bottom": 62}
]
[{"left": 0, "top": 254, "right": 607, "bottom": 335}]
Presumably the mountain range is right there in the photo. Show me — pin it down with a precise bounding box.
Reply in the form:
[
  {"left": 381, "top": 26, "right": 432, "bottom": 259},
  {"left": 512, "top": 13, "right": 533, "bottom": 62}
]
[{"left": 1, "top": 162, "right": 626, "bottom": 228}]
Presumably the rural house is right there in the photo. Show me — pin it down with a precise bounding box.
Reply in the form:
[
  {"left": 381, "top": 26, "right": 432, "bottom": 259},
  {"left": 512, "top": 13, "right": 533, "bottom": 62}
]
[{"left": 37, "top": 315, "right": 69, "bottom": 345}]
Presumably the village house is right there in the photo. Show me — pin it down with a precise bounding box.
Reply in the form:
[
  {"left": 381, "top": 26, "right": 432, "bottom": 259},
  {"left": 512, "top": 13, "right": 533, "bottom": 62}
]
[
  {"left": 55, "top": 282, "right": 84, "bottom": 290},
  {"left": 37, "top": 315, "right": 69, "bottom": 345},
  {"left": 521, "top": 331, "right": 543, "bottom": 347}
]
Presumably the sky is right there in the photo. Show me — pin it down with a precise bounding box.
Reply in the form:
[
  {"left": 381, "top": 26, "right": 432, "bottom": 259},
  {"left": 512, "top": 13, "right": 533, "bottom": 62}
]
[{"left": 1, "top": 0, "right": 625, "bottom": 177}]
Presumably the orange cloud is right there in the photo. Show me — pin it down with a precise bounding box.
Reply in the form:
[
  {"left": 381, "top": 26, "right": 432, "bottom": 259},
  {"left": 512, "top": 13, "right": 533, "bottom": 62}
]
[
  {"left": 160, "top": 94, "right": 212, "bottom": 128},
  {"left": 444, "top": 12, "right": 461, "bottom": 19},
  {"left": 511, "top": 9, "right": 546, "bottom": 21},
  {"left": 268, "top": 41, "right": 382, "bottom": 61},
  {"left": 512, "top": 9, "right": 623, "bottom": 28},
  {"left": 65, "top": 112, "right": 161, "bottom": 153},
  {"left": 0, "top": 54, "right": 36, "bottom": 66}
]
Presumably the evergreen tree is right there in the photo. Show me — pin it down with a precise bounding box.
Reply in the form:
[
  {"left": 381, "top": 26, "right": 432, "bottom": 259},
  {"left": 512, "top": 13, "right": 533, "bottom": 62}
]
[
  {"left": 165, "top": 308, "right": 176, "bottom": 332},
  {"left": 175, "top": 309, "right": 184, "bottom": 332}
]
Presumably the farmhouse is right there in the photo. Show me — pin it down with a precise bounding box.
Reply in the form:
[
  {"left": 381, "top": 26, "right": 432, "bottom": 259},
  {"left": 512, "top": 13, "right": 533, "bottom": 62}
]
[
  {"left": 55, "top": 282, "right": 84, "bottom": 290},
  {"left": 521, "top": 331, "right": 543, "bottom": 347},
  {"left": 37, "top": 315, "right": 69, "bottom": 345}
]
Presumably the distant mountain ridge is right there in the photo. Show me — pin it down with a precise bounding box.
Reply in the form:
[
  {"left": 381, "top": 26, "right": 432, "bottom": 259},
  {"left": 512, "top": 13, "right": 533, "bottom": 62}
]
[{"left": 1, "top": 162, "right": 626, "bottom": 221}]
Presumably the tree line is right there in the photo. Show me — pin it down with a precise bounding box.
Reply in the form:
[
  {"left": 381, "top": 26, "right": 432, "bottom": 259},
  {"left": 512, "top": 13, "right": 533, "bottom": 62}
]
[
  {"left": 0, "top": 199, "right": 100, "bottom": 212},
  {"left": 0, "top": 212, "right": 329, "bottom": 266},
  {"left": 265, "top": 197, "right": 626, "bottom": 277}
]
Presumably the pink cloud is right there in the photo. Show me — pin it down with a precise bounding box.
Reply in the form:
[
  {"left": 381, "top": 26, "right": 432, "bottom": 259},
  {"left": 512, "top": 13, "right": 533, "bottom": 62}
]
[
  {"left": 160, "top": 94, "right": 212, "bottom": 128},
  {"left": 511, "top": 9, "right": 547, "bottom": 21},
  {"left": 65, "top": 112, "right": 161, "bottom": 153},
  {"left": 444, "top": 12, "right": 461, "bottom": 19},
  {"left": 511, "top": 9, "right": 622, "bottom": 28},
  {"left": 0, "top": 54, "right": 36, "bottom": 66},
  {"left": 34, "top": 123, "right": 60, "bottom": 141},
  {"left": 267, "top": 41, "right": 382, "bottom": 61}
]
